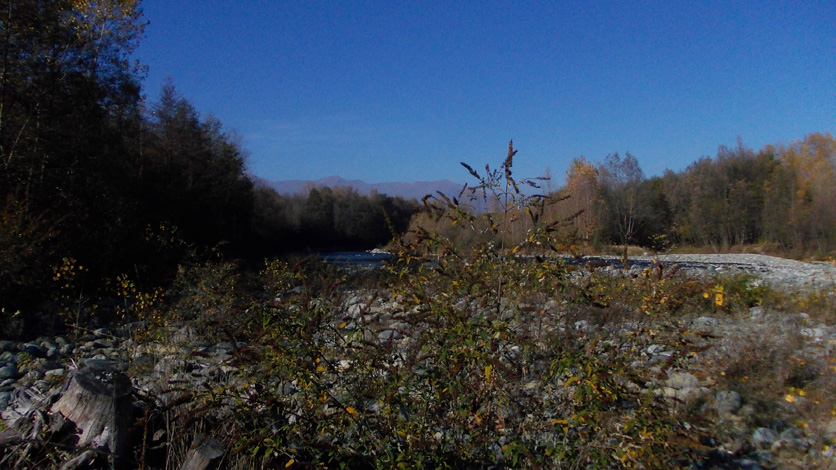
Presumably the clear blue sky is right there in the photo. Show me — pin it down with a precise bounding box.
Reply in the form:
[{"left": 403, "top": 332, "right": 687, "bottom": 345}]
[{"left": 135, "top": 1, "right": 835, "bottom": 185}]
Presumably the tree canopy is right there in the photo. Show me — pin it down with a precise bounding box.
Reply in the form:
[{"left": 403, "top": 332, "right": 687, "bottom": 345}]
[{"left": 0, "top": 1, "right": 414, "bottom": 333}]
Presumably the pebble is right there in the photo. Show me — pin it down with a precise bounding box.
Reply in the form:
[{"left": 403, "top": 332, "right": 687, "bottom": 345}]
[
  {"left": 752, "top": 428, "right": 778, "bottom": 449},
  {"left": 378, "top": 329, "right": 402, "bottom": 341},
  {"left": 692, "top": 316, "right": 720, "bottom": 335},
  {"left": 44, "top": 368, "right": 66, "bottom": 379},
  {"left": 22, "top": 344, "right": 46, "bottom": 358},
  {"left": 93, "top": 327, "right": 113, "bottom": 337},
  {"left": 715, "top": 390, "right": 742, "bottom": 417},
  {"left": 666, "top": 371, "right": 700, "bottom": 390},
  {"left": 133, "top": 354, "right": 156, "bottom": 369},
  {"left": 772, "top": 427, "right": 809, "bottom": 452},
  {"left": 0, "top": 365, "right": 19, "bottom": 380}
]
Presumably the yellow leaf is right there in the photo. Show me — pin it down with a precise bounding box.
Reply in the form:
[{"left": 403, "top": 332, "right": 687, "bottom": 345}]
[
  {"left": 286, "top": 458, "right": 295, "bottom": 467},
  {"left": 564, "top": 376, "right": 580, "bottom": 388},
  {"left": 338, "top": 322, "right": 347, "bottom": 329},
  {"left": 316, "top": 365, "right": 327, "bottom": 373},
  {"left": 485, "top": 364, "right": 493, "bottom": 381},
  {"left": 345, "top": 406, "right": 359, "bottom": 415}
]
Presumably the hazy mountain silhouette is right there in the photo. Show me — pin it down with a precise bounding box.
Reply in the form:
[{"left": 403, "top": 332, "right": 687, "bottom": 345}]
[{"left": 250, "top": 175, "right": 467, "bottom": 202}]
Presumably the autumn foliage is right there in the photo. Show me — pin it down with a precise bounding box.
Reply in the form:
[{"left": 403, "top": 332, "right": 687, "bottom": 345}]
[{"left": 555, "top": 134, "right": 836, "bottom": 256}]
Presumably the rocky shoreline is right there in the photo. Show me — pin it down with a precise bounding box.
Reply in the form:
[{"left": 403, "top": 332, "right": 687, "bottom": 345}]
[
  {"left": 573, "top": 253, "right": 836, "bottom": 292},
  {"left": 1, "top": 254, "right": 835, "bottom": 468}
]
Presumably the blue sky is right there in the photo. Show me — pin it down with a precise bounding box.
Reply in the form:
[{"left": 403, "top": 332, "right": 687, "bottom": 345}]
[{"left": 135, "top": 1, "right": 835, "bottom": 185}]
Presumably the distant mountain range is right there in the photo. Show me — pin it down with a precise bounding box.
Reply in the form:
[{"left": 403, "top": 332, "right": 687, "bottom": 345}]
[{"left": 249, "top": 175, "right": 467, "bottom": 202}]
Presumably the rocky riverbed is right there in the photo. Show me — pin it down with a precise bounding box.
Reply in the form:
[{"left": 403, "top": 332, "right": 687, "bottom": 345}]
[
  {"left": 575, "top": 253, "right": 836, "bottom": 292},
  {"left": 1, "top": 254, "right": 835, "bottom": 468}
]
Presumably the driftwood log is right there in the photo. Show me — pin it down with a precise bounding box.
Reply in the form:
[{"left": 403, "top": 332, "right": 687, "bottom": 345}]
[{"left": 50, "top": 360, "right": 135, "bottom": 465}]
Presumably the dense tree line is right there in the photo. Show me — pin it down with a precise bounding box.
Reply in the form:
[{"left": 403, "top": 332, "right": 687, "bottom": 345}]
[
  {"left": 252, "top": 185, "right": 417, "bottom": 253},
  {"left": 558, "top": 133, "right": 836, "bottom": 255},
  {"left": 405, "top": 134, "right": 836, "bottom": 259},
  {"left": 0, "top": 1, "right": 412, "bottom": 329}
]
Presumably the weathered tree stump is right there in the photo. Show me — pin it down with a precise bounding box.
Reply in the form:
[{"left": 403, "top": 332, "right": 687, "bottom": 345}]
[{"left": 50, "top": 360, "right": 134, "bottom": 463}]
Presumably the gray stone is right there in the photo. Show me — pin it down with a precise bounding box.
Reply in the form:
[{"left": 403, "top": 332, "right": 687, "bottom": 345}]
[
  {"left": 45, "top": 346, "right": 59, "bottom": 359},
  {"left": 824, "top": 419, "right": 836, "bottom": 439},
  {"left": 666, "top": 372, "right": 700, "bottom": 390},
  {"left": 22, "top": 343, "right": 46, "bottom": 358},
  {"left": 23, "top": 370, "right": 43, "bottom": 382},
  {"left": 378, "top": 329, "right": 402, "bottom": 341},
  {"left": 171, "top": 326, "right": 197, "bottom": 344},
  {"left": 800, "top": 327, "right": 825, "bottom": 340},
  {"left": 133, "top": 354, "right": 156, "bottom": 369},
  {"left": 779, "top": 426, "right": 804, "bottom": 441},
  {"left": 92, "top": 339, "right": 115, "bottom": 349},
  {"left": 573, "top": 320, "right": 594, "bottom": 333},
  {"left": 347, "top": 302, "right": 369, "bottom": 318},
  {"left": 201, "top": 345, "right": 233, "bottom": 361},
  {"left": 93, "top": 327, "right": 113, "bottom": 337},
  {"left": 0, "top": 351, "right": 16, "bottom": 363},
  {"left": 82, "top": 358, "right": 123, "bottom": 373},
  {"left": 0, "top": 341, "right": 18, "bottom": 352},
  {"left": 752, "top": 427, "right": 778, "bottom": 449},
  {"left": 750, "top": 450, "right": 773, "bottom": 464},
  {"left": 44, "top": 368, "right": 66, "bottom": 379},
  {"left": 771, "top": 426, "right": 809, "bottom": 453},
  {"left": 0, "top": 365, "right": 19, "bottom": 380},
  {"left": 0, "top": 391, "right": 12, "bottom": 409},
  {"left": 193, "top": 364, "right": 221, "bottom": 378},
  {"left": 692, "top": 316, "right": 719, "bottom": 334},
  {"left": 736, "top": 459, "right": 764, "bottom": 470},
  {"left": 715, "top": 390, "right": 742, "bottom": 416}
]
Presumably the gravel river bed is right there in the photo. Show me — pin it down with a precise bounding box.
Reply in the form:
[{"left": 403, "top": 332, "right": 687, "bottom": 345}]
[{"left": 576, "top": 253, "right": 836, "bottom": 292}]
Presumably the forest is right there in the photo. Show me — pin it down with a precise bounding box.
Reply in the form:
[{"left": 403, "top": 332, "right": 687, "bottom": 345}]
[
  {"left": 410, "top": 132, "right": 836, "bottom": 263},
  {"left": 2, "top": 0, "right": 835, "bottom": 330},
  {"left": 556, "top": 134, "right": 836, "bottom": 255},
  {"left": 0, "top": 0, "right": 416, "bottom": 330}
]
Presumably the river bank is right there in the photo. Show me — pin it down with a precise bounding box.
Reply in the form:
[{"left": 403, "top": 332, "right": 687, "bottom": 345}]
[{"left": 1, "top": 255, "right": 835, "bottom": 468}]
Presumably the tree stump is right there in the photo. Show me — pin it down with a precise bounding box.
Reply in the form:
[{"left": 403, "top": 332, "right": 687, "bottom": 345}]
[{"left": 50, "top": 360, "right": 134, "bottom": 463}]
